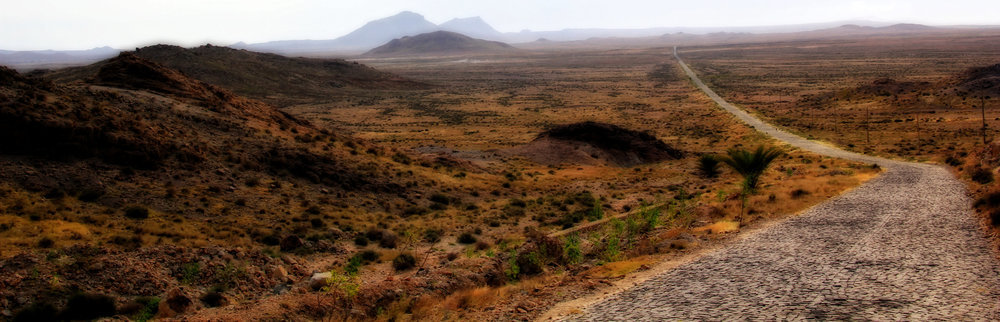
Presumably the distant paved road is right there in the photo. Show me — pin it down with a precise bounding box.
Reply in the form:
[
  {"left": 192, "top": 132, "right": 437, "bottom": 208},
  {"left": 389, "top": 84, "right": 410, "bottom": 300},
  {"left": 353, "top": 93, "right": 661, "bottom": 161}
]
[{"left": 568, "top": 47, "right": 1000, "bottom": 320}]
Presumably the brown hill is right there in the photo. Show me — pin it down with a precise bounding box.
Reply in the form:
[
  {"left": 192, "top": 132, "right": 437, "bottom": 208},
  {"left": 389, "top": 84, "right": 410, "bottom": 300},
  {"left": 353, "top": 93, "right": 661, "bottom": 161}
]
[
  {"left": 1, "top": 53, "right": 414, "bottom": 212},
  {"left": 954, "top": 63, "right": 1000, "bottom": 96},
  {"left": 365, "top": 31, "right": 516, "bottom": 57},
  {"left": 509, "top": 122, "right": 683, "bottom": 167},
  {"left": 46, "top": 44, "right": 427, "bottom": 106}
]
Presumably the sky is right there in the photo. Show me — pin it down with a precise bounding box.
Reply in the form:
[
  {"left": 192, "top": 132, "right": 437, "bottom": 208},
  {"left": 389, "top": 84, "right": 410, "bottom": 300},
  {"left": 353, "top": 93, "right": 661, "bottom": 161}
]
[{"left": 2, "top": 0, "right": 999, "bottom": 51}]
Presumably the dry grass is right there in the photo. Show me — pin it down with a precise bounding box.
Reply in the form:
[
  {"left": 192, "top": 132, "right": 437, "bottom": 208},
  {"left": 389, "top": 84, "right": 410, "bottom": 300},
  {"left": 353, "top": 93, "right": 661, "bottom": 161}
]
[{"left": 584, "top": 255, "right": 658, "bottom": 279}]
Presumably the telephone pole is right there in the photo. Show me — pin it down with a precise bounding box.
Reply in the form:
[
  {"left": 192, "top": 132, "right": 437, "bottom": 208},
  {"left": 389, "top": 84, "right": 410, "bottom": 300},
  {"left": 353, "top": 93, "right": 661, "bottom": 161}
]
[{"left": 984, "top": 96, "right": 992, "bottom": 145}]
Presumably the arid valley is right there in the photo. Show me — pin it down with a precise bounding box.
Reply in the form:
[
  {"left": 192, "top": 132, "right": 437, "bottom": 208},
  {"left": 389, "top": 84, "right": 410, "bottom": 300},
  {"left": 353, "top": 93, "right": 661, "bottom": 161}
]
[{"left": 2, "top": 3, "right": 1000, "bottom": 321}]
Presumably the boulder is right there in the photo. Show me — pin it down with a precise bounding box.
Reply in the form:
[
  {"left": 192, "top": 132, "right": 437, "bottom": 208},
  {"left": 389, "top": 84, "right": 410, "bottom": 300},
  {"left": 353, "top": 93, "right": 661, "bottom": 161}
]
[{"left": 310, "top": 272, "right": 332, "bottom": 290}]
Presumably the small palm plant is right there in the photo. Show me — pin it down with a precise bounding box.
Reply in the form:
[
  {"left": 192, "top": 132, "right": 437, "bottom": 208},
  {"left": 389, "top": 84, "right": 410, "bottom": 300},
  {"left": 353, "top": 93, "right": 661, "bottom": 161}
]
[
  {"left": 698, "top": 154, "right": 721, "bottom": 178},
  {"left": 717, "top": 145, "right": 784, "bottom": 225}
]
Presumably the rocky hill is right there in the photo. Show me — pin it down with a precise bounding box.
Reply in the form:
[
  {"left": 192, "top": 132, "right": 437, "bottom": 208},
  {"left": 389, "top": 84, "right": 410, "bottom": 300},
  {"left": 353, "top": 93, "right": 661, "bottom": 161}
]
[
  {"left": 365, "top": 31, "right": 516, "bottom": 57},
  {"left": 508, "top": 122, "right": 683, "bottom": 167},
  {"left": 45, "top": 44, "right": 426, "bottom": 106}
]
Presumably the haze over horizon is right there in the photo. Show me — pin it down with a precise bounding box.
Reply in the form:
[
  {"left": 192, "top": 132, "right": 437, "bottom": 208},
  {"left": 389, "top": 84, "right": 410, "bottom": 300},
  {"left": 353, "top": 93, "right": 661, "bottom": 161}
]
[{"left": 3, "top": 0, "right": 1000, "bottom": 51}]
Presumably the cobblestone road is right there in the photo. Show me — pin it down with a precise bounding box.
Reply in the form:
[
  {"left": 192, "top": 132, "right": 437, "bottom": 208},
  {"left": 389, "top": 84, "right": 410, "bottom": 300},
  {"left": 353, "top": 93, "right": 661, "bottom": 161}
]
[{"left": 568, "top": 48, "right": 1000, "bottom": 320}]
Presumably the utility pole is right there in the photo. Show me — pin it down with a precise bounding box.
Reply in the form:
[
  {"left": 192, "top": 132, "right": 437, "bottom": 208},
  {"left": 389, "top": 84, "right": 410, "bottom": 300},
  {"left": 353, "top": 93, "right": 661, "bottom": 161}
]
[
  {"left": 866, "top": 105, "right": 871, "bottom": 147},
  {"left": 984, "top": 96, "right": 992, "bottom": 145}
]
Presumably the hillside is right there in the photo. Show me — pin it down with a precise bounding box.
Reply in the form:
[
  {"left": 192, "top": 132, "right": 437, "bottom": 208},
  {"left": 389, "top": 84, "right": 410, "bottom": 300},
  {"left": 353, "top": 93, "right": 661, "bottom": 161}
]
[
  {"left": 45, "top": 44, "right": 426, "bottom": 106},
  {"left": 365, "top": 31, "right": 516, "bottom": 57}
]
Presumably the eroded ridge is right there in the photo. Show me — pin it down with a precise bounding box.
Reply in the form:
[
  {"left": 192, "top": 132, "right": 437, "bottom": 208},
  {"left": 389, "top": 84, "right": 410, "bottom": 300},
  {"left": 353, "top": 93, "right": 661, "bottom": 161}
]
[{"left": 567, "top": 48, "right": 1000, "bottom": 321}]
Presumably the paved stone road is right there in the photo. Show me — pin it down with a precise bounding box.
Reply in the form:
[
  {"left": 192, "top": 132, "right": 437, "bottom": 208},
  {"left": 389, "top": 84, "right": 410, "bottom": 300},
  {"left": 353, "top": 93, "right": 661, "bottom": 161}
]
[{"left": 568, "top": 48, "right": 1000, "bottom": 320}]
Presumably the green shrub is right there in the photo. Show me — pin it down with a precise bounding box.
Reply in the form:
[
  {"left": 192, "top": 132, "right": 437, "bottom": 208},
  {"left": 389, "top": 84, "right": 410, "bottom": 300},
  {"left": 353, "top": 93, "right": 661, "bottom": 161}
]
[
  {"left": 132, "top": 297, "right": 160, "bottom": 322},
  {"left": 588, "top": 199, "right": 604, "bottom": 221},
  {"left": 563, "top": 233, "right": 583, "bottom": 265},
  {"left": 179, "top": 262, "right": 200, "bottom": 284},
  {"left": 516, "top": 250, "right": 544, "bottom": 276},
  {"left": 504, "top": 248, "right": 520, "bottom": 281},
  {"left": 639, "top": 205, "right": 661, "bottom": 232},
  {"left": 345, "top": 255, "right": 363, "bottom": 276}
]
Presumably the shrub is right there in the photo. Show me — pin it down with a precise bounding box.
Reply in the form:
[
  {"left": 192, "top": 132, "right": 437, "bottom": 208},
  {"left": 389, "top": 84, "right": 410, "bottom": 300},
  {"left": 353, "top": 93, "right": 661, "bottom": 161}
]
[
  {"left": 13, "top": 302, "right": 58, "bottom": 322},
  {"left": 457, "top": 232, "right": 477, "bottom": 244},
  {"left": 971, "top": 168, "right": 994, "bottom": 184},
  {"left": 130, "top": 297, "right": 160, "bottom": 322},
  {"left": 563, "top": 234, "right": 582, "bottom": 265},
  {"left": 124, "top": 206, "right": 150, "bottom": 219},
  {"left": 639, "top": 205, "right": 661, "bottom": 232},
  {"left": 179, "top": 262, "right": 200, "bottom": 284},
  {"left": 790, "top": 188, "right": 810, "bottom": 199},
  {"left": 423, "top": 229, "right": 442, "bottom": 243},
  {"left": 392, "top": 253, "right": 416, "bottom": 271},
  {"left": 379, "top": 231, "right": 398, "bottom": 249},
  {"left": 991, "top": 210, "right": 1000, "bottom": 227},
  {"left": 429, "top": 193, "right": 451, "bottom": 205},
  {"left": 588, "top": 199, "right": 604, "bottom": 221},
  {"left": 515, "top": 250, "right": 544, "bottom": 276},
  {"left": 365, "top": 228, "right": 384, "bottom": 242},
  {"left": 402, "top": 206, "right": 429, "bottom": 217},
  {"left": 344, "top": 255, "right": 363, "bottom": 276},
  {"left": 358, "top": 250, "right": 379, "bottom": 262},
  {"left": 200, "top": 291, "right": 227, "bottom": 307},
  {"left": 698, "top": 154, "right": 721, "bottom": 178},
  {"left": 61, "top": 293, "right": 117, "bottom": 320},
  {"left": 353, "top": 235, "right": 369, "bottom": 246},
  {"left": 37, "top": 237, "right": 54, "bottom": 248}
]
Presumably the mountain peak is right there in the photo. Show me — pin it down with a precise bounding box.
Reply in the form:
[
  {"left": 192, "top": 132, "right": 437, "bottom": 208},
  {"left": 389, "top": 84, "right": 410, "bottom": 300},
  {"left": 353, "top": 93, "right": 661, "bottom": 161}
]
[{"left": 440, "top": 16, "right": 504, "bottom": 41}]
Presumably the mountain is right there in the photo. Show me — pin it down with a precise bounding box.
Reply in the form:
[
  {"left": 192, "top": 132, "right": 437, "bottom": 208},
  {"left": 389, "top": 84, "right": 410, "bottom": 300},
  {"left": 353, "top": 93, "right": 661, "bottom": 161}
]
[
  {"left": 439, "top": 17, "right": 505, "bottom": 41},
  {"left": 0, "top": 46, "right": 119, "bottom": 70},
  {"left": 237, "top": 11, "right": 438, "bottom": 54},
  {"left": 335, "top": 11, "right": 439, "bottom": 49},
  {"left": 44, "top": 44, "right": 426, "bottom": 106},
  {"left": 364, "top": 31, "right": 515, "bottom": 57}
]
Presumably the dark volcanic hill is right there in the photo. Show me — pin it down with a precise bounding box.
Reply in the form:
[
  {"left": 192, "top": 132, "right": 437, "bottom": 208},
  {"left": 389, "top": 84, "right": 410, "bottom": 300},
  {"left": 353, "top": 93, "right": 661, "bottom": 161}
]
[
  {"left": 509, "top": 122, "right": 683, "bottom": 167},
  {"left": 954, "top": 63, "right": 1000, "bottom": 96},
  {"left": 365, "top": 31, "right": 516, "bottom": 57},
  {"left": 46, "top": 44, "right": 426, "bottom": 106}
]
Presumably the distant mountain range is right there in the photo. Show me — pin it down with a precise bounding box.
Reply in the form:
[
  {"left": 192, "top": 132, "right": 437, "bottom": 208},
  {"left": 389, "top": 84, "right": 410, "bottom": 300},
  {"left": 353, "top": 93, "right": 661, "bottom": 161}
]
[
  {"left": 233, "top": 11, "right": 508, "bottom": 55},
  {"left": 3, "top": 11, "right": 999, "bottom": 69},
  {"left": 0, "top": 46, "right": 119, "bottom": 70}
]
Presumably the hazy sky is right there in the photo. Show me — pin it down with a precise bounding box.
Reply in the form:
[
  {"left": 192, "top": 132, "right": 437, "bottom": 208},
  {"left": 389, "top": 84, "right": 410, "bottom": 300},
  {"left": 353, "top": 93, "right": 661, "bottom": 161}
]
[{"left": 2, "top": 0, "right": 999, "bottom": 50}]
